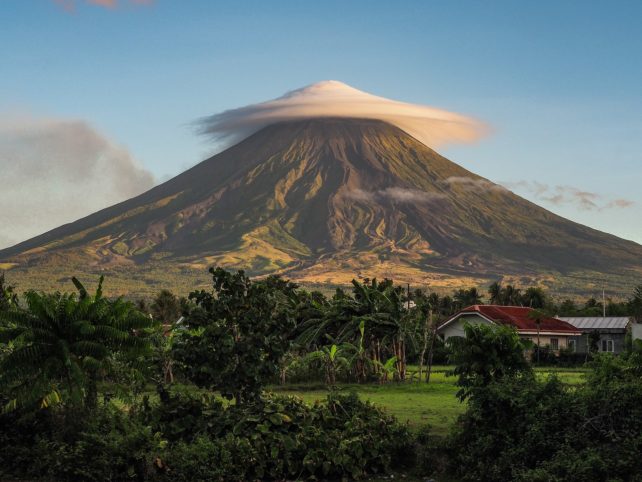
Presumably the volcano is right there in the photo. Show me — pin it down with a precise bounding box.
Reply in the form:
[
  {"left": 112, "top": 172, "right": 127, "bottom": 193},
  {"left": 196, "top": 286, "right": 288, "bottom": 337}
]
[{"left": 2, "top": 117, "right": 641, "bottom": 296}]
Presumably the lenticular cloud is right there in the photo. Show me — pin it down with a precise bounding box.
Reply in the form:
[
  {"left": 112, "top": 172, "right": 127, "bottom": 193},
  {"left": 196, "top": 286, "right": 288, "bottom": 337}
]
[{"left": 198, "top": 80, "right": 488, "bottom": 149}]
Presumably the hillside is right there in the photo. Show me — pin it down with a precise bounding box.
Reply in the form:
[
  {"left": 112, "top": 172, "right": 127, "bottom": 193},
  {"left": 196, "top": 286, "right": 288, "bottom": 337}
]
[{"left": 2, "top": 118, "right": 641, "bottom": 296}]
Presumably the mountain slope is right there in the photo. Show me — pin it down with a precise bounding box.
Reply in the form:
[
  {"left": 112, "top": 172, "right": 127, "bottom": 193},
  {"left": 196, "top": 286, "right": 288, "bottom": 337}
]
[{"left": 2, "top": 118, "right": 641, "bottom": 295}]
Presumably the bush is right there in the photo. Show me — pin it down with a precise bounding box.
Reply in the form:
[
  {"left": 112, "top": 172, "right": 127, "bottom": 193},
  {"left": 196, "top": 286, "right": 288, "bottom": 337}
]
[
  {"left": 158, "top": 391, "right": 412, "bottom": 481},
  {"left": 445, "top": 354, "right": 642, "bottom": 481},
  {"left": 530, "top": 344, "right": 558, "bottom": 365},
  {"left": 157, "top": 435, "right": 248, "bottom": 482},
  {"left": 136, "top": 384, "right": 223, "bottom": 443},
  {"left": 0, "top": 396, "right": 54, "bottom": 478},
  {"left": 557, "top": 348, "right": 591, "bottom": 366},
  {"left": 446, "top": 375, "right": 577, "bottom": 481},
  {"left": 0, "top": 403, "right": 158, "bottom": 481}
]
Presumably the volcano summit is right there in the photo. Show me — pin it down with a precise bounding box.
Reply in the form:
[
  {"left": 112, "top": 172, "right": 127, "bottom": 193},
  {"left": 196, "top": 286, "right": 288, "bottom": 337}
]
[{"left": 2, "top": 84, "right": 641, "bottom": 296}]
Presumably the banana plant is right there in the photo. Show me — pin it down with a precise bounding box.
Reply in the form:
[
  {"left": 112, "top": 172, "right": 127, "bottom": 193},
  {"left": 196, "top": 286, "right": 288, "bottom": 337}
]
[
  {"left": 304, "top": 343, "right": 350, "bottom": 386},
  {"left": 374, "top": 355, "right": 398, "bottom": 384},
  {"left": 344, "top": 320, "right": 374, "bottom": 383}
]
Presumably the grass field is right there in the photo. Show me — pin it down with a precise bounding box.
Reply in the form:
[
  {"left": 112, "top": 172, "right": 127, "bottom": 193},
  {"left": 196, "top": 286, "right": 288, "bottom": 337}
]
[{"left": 272, "top": 365, "right": 589, "bottom": 436}]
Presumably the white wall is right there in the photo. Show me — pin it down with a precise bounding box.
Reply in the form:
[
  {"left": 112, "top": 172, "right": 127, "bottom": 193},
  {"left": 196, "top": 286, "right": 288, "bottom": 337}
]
[
  {"left": 439, "top": 314, "right": 493, "bottom": 340},
  {"left": 633, "top": 323, "right": 642, "bottom": 342}
]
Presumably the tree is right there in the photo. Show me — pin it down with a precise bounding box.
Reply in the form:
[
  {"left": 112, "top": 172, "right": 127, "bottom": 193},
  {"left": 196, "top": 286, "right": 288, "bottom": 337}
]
[
  {"left": 415, "top": 290, "right": 438, "bottom": 383},
  {"left": 439, "top": 295, "right": 455, "bottom": 316},
  {"left": 488, "top": 281, "right": 502, "bottom": 305},
  {"left": 501, "top": 285, "right": 522, "bottom": 306},
  {"left": 588, "top": 330, "right": 601, "bottom": 354},
  {"left": 527, "top": 308, "right": 554, "bottom": 364},
  {"left": 149, "top": 323, "right": 178, "bottom": 384},
  {"left": 0, "top": 276, "right": 153, "bottom": 410},
  {"left": 583, "top": 297, "right": 604, "bottom": 316},
  {"left": 173, "top": 268, "right": 296, "bottom": 404},
  {"left": 0, "top": 273, "right": 18, "bottom": 312},
  {"left": 453, "top": 287, "right": 483, "bottom": 310},
  {"left": 296, "top": 278, "right": 412, "bottom": 382},
  {"left": 558, "top": 299, "right": 577, "bottom": 316},
  {"left": 150, "top": 289, "right": 182, "bottom": 325},
  {"left": 149, "top": 289, "right": 183, "bottom": 384},
  {"left": 629, "top": 285, "right": 642, "bottom": 323},
  {"left": 448, "top": 323, "right": 532, "bottom": 401},
  {"left": 521, "top": 287, "right": 547, "bottom": 309}
]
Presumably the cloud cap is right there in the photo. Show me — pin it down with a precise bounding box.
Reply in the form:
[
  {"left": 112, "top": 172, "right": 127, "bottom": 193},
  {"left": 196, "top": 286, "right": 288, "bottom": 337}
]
[{"left": 198, "top": 80, "right": 488, "bottom": 149}]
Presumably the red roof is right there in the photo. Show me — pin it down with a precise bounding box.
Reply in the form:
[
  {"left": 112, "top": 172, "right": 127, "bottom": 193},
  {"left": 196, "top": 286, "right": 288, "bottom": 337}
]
[{"left": 455, "top": 305, "right": 581, "bottom": 334}]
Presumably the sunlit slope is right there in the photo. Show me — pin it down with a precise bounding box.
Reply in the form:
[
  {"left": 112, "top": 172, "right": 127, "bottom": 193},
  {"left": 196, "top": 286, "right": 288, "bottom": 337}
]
[{"left": 2, "top": 118, "right": 641, "bottom": 294}]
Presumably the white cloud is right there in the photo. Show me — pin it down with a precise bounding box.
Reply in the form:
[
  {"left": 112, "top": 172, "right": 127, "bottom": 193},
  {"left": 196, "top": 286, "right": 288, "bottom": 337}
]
[
  {"left": 443, "top": 176, "right": 507, "bottom": 193},
  {"left": 345, "top": 187, "right": 445, "bottom": 204},
  {"left": 501, "top": 180, "right": 635, "bottom": 211},
  {"left": 0, "top": 114, "right": 155, "bottom": 249},
  {"left": 197, "top": 80, "right": 488, "bottom": 150}
]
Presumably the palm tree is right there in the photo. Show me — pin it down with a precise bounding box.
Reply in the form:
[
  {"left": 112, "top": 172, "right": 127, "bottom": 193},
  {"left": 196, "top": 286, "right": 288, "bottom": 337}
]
[
  {"left": 0, "top": 276, "right": 154, "bottom": 410},
  {"left": 453, "top": 288, "right": 483, "bottom": 310},
  {"left": 522, "top": 287, "right": 546, "bottom": 309},
  {"left": 528, "top": 308, "right": 548, "bottom": 364},
  {"left": 488, "top": 281, "right": 502, "bottom": 305},
  {"left": 501, "top": 285, "right": 522, "bottom": 306}
]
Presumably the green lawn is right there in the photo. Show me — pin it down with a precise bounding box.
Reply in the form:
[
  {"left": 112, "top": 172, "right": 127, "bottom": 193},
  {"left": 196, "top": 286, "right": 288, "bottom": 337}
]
[
  {"left": 272, "top": 365, "right": 589, "bottom": 436},
  {"left": 129, "top": 365, "right": 589, "bottom": 437}
]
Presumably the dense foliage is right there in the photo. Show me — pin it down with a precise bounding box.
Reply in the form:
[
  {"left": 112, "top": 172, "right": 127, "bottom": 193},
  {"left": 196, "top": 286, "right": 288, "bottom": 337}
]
[
  {"left": 173, "top": 268, "right": 297, "bottom": 404},
  {"left": 448, "top": 323, "right": 532, "bottom": 400},
  {"left": 0, "top": 273, "right": 18, "bottom": 312},
  {"left": 0, "top": 276, "right": 154, "bottom": 410},
  {"left": 445, "top": 334, "right": 642, "bottom": 481},
  {"left": 0, "top": 269, "right": 641, "bottom": 481},
  {"left": 151, "top": 390, "right": 412, "bottom": 481}
]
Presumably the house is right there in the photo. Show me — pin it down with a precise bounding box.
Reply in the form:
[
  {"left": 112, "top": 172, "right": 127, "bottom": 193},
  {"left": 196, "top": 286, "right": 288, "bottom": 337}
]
[
  {"left": 437, "top": 305, "right": 581, "bottom": 351},
  {"left": 557, "top": 317, "right": 631, "bottom": 354}
]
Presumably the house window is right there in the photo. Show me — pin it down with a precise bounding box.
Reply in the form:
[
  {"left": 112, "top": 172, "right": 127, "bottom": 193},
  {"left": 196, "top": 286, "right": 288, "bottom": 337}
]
[
  {"left": 568, "top": 339, "right": 576, "bottom": 352},
  {"left": 601, "top": 339, "right": 614, "bottom": 353},
  {"left": 550, "top": 338, "right": 559, "bottom": 350}
]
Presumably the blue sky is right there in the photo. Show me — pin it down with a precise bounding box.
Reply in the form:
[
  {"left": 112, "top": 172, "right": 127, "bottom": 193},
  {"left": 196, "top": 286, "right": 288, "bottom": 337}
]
[{"left": 1, "top": 0, "right": 641, "bottom": 246}]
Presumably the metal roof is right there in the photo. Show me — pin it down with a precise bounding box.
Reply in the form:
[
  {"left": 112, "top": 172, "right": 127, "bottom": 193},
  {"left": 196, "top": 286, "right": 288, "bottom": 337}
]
[{"left": 557, "top": 317, "right": 631, "bottom": 330}]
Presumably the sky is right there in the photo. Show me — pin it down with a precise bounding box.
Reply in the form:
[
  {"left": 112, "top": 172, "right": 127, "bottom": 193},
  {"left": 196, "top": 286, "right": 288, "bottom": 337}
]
[{"left": 1, "top": 0, "right": 641, "bottom": 248}]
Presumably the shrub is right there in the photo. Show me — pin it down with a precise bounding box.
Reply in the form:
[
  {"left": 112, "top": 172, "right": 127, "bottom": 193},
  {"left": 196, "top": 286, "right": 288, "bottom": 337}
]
[
  {"left": 136, "top": 384, "right": 223, "bottom": 443},
  {"left": 445, "top": 354, "right": 642, "bottom": 481},
  {"left": 156, "top": 435, "right": 246, "bottom": 482},
  {"left": 158, "top": 391, "right": 412, "bottom": 481},
  {"left": 0, "top": 403, "right": 158, "bottom": 481}
]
